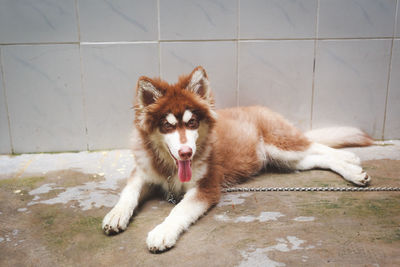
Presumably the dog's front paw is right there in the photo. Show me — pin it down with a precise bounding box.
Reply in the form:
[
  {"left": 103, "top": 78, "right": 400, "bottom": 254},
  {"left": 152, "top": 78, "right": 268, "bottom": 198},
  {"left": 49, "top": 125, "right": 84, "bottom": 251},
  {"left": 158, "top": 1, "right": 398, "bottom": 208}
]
[
  {"left": 146, "top": 223, "right": 178, "bottom": 253},
  {"left": 102, "top": 205, "right": 132, "bottom": 235}
]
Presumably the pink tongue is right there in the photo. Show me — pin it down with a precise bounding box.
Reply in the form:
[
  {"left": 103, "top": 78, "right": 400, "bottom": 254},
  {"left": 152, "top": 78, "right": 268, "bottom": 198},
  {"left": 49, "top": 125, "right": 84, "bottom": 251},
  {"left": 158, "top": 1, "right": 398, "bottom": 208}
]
[{"left": 177, "top": 160, "right": 192, "bottom": 182}]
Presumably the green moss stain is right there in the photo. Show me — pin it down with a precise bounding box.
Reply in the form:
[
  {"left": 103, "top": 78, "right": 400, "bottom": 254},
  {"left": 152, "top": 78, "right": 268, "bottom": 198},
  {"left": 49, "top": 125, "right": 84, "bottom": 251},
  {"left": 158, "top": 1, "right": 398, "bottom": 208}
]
[
  {"left": 298, "top": 195, "right": 400, "bottom": 243},
  {"left": 0, "top": 176, "right": 44, "bottom": 191},
  {"left": 351, "top": 198, "right": 400, "bottom": 217},
  {"left": 34, "top": 207, "right": 110, "bottom": 253},
  {"left": 43, "top": 213, "right": 56, "bottom": 226},
  {"left": 74, "top": 216, "right": 103, "bottom": 232},
  {"left": 299, "top": 198, "right": 350, "bottom": 215},
  {"left": 299, "top": 196, "right": 400, "bottom": 216},
  {"left": 389, "top": 228, "right": 400, "bottom": 242}
]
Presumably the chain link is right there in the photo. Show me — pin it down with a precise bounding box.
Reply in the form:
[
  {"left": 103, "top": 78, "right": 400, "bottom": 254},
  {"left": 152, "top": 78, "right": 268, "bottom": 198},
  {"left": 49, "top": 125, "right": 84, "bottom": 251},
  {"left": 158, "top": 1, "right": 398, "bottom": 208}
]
[{"left": 222, "top": 187, "right": 400, "bottom": 193}]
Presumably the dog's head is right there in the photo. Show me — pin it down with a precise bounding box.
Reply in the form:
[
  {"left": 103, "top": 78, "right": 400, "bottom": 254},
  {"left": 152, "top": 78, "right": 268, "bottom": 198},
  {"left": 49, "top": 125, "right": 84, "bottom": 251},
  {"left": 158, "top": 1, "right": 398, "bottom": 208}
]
[{"left": 134, "top": 66, "right": 217, "bottom": 182}]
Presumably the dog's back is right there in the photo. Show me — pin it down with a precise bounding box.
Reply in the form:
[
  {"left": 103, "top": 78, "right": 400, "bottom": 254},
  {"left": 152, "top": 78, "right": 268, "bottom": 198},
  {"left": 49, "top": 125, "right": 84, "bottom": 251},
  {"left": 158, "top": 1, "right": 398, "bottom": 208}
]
[{"left": 213, "top": 106, "right": 308, "bottom": 184}]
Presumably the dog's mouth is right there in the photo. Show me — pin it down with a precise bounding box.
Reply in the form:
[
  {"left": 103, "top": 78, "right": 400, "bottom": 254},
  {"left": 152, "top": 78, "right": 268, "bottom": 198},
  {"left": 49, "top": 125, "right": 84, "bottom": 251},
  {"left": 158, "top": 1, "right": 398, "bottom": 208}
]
[
  {"left": 167, "top": 148, "right": 192, "bottom": 183},
  {"left": 177, "top": 160, "right": 192, "bottom": 183}
]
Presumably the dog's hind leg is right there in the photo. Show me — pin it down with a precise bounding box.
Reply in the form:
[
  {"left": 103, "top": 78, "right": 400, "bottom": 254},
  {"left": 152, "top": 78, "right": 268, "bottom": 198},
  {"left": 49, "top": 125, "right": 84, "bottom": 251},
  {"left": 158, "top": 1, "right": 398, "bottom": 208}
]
[
  {"left": 102, "top": 171, "right": 146, "bottom": 235},
  {"left": 295, "top": 143, "right": 370, "bottom": 186},
  {"left": 308, "top": 142, "right": 361, "bottom": 166}
]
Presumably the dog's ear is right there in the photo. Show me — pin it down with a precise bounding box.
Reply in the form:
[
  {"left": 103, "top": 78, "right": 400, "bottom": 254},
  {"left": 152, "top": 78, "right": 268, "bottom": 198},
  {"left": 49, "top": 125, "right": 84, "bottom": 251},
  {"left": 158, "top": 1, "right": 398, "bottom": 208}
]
[
  {"left": 186, "top": 66, "right": 211, "bottom": 101},
  {"left": 137, "top": 77, "right": 163, "bottom": 107}
]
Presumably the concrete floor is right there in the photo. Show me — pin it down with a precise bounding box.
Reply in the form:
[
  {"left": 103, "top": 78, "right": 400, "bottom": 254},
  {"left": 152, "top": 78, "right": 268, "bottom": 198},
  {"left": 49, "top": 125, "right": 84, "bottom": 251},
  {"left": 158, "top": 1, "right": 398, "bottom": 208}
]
[{"left": 0, "top": 142, "right": 399, "bottom": 267}]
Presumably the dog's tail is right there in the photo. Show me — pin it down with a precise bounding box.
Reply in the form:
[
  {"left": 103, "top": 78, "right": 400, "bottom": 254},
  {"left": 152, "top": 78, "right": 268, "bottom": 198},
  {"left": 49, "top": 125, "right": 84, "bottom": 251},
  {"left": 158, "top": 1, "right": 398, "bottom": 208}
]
[{"left": 304, "top": 127, "right": 374, "bottom": 148}]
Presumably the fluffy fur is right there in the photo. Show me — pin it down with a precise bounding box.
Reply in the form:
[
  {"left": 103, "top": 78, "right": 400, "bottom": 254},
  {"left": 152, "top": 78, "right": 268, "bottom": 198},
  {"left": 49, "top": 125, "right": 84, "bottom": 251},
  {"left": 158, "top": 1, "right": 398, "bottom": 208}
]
[
  {"left": 305, "top": 127, "right": 374, "bottom": 148},
  {"left": 102, "top": 66, "right": 373, "bottom": 253}
]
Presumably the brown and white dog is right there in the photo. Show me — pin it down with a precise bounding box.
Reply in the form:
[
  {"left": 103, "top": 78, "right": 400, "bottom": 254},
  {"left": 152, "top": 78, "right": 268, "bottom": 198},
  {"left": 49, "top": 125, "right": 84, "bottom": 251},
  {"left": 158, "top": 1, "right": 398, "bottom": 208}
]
[{"left": 102, "top": 66, "right": 373, "bottom": 252}]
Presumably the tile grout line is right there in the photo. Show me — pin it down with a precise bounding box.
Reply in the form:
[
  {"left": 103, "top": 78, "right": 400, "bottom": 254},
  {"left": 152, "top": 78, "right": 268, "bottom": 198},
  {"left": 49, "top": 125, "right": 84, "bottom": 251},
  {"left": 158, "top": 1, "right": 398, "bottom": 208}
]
[
  {"left": 1, "top": 37, "right": 399, "bottom": 47},
  {"left": 74, "top": 0, "right": 89, "bottom": 150},
  {"left": 310, "top": 0, "right": 320, "bottom": 130},
  {"left": 236, "top": 0, "right": 240, "bottom": 107},
  {"left": 0, "top": 47, "right": 14, "bottom": 154},
  {"left": 157, "top": 0, "right": 162, "bottom": 77},
  {"left": 381, "top": 0, "right": 399, "bottom": 140},
  {"left": 0, "top": 42, "right": 80, "bottom": 46},
  {"left": 81, "top": 41, "right": 159, "bottom": 45}
]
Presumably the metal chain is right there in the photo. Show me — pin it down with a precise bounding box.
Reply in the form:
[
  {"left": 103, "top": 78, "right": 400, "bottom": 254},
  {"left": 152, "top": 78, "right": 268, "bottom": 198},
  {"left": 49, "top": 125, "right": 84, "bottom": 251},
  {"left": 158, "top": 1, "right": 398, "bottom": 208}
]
[
  {"left": 222, "top": 187, "right": 400, "bottom": 193},
  {"left": 166, "top": 186, "right": 400, "bottom": 204}
]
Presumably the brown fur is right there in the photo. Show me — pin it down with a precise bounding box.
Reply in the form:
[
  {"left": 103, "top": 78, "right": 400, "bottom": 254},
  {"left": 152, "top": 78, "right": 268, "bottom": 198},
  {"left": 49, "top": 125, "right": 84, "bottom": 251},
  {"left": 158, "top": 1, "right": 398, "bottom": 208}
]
[
  {"left": 196, "top": 160, "right": 222, "bottom": 205},
  {"left": 212, "top": 106, "right": 311, "bottom": 186},
  {"left": 329, "top": 134, "right": 374, "bottom": 148},
  {"left": 177, "top": 127, "right": 187, "bottom": 143}
]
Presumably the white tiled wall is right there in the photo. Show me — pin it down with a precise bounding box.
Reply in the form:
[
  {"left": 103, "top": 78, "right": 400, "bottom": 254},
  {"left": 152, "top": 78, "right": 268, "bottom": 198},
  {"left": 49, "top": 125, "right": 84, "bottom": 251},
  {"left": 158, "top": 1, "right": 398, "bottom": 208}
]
[{"left": 0, "top": 0, "right": 399, "bottom": 153}]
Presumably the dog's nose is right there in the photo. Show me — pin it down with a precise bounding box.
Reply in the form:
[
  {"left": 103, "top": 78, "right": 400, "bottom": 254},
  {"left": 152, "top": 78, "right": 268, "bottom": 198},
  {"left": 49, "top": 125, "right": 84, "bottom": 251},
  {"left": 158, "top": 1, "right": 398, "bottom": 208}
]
[{"left": 178, "top": 146, "right": 193, "bottom": 160}]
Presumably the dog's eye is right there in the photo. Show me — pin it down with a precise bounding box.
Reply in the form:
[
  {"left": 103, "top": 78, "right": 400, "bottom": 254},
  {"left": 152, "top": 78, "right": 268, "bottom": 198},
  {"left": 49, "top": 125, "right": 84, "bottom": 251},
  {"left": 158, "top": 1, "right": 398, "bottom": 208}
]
[
  {"left": 161, "top": 121, "right": 175, "bottom": 131},
  {"left": 186, "top": 118, "right": 199, "bottom": 129}
]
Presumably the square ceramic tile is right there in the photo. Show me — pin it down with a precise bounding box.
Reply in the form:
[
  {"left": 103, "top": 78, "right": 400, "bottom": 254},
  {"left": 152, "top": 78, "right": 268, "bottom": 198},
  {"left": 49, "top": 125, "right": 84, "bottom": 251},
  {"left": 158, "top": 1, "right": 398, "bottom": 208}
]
[
  {"left": 384, "top": 39, "right": 400, "bottom": 139},
  {"left": 78, "top": 0, "right": 158, "bottom": 42},
  {"left": 313, "top": 40, "right": 392, "bottom": 139},
  {"left": 238, "top": 40, "right": 314, "bottom": 130},
  {"left": 159, "top": 0, "right": 237, "bottom": 40},
  {"left": 240, "top": 0, "right": 317, "bottom": 39},
  {"left": 160, "top": 41, "right": 237, "bottom": 108},
  {"left": 0, "top": 0, "right": 78, "bottom": 43},
  {"left": 0, "top": 57, "right": 12, "bottom": 154},
  {"left": 81, "top": 43, "right": 159, "bottom": 150},
  {"left": 318, "top": 0, "right": 396, "bottom": 38},
  {"left": 2, "top": 45, "right": 86, "bottom": 153}
]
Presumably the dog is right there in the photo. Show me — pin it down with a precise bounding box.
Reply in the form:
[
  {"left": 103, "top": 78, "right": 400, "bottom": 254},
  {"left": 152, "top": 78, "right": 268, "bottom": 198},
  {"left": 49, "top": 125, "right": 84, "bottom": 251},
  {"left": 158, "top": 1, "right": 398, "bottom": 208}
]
[{"left": 102, "top": 66, "right": 373, "bottom": 253}]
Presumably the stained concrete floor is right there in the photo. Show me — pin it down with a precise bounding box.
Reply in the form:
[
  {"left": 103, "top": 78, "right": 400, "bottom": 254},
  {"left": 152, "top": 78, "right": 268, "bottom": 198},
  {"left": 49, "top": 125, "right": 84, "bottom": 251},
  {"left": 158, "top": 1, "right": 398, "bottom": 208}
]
[{"left": 0, "top": 142, "right": 399, "bottom": 267}]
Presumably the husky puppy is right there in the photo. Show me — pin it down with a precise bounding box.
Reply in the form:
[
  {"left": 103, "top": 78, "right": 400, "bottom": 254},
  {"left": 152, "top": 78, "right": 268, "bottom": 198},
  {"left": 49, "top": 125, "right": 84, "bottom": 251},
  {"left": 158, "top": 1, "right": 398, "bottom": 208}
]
[{"left": 102, "top": 66, "right": 372, "bottom": 252}]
